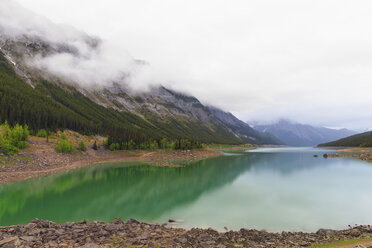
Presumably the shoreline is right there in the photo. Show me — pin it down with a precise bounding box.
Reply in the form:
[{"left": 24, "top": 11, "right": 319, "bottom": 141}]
[
  {"left": 2, "top": 143, "right": 371, "bottom": 185},
  {"left": 0, "top": 137, "right": 221, "bottom": 184},
  {"left": 1, "top": 218, "right": 372, "bottom": 248},
  {"left": 319, "top": 146, "right": 372, "bottom": 162}
]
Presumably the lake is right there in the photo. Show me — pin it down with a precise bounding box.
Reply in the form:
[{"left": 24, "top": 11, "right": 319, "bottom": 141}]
[{"left": 1, "top": 147, "right": 372, "bottom": 232}]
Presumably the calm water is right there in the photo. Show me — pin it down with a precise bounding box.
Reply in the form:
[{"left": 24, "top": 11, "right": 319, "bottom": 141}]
[{"left": 1, "top": 147, "right": 372, "bottom": 232}]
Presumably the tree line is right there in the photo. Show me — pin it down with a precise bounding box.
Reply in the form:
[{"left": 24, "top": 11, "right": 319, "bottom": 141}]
[{"left": 105, "top": 135, "right": 203, "bottom": 151}]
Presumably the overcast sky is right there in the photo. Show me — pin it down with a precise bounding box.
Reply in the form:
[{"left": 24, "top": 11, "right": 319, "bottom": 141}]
[{"left": 7, "top": 0, "right": 372, "bottom": 130}]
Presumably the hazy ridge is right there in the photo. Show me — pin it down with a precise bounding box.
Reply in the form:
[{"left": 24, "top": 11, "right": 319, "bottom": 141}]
[{"left": 254, "top": 119, "right": 356, "bottom": 146}]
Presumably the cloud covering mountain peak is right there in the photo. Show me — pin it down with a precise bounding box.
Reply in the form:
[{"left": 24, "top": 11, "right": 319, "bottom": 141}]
[{"left": 0, "top": 0, "right": 157, "bottom": 90}]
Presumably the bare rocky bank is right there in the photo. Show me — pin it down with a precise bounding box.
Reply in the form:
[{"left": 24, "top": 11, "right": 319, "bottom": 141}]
[{"left": 1, "top": 219, "right": 372, "bottom": 248}]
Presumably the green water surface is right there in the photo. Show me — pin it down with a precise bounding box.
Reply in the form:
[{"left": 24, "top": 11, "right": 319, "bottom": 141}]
[{"left": 1, "top": 147, "right": 372, "bottom": 232}]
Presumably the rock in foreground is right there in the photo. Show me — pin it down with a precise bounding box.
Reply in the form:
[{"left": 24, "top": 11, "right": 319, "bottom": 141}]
[{"left": 1, "top": 219, "right": 372, "bottom": 247}]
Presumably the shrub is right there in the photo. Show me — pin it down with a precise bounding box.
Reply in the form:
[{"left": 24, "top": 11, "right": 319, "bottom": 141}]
[
  {"left": 78, "top": 141, "right": 87, "bottom": 152},
  {"left": 16, "top": 141, "right": 28, "bottom": 149},
  {"left": 36, "top": 129, "right": 48, "bottom": 138},
  {"left": 60, "top": 133, "right": 67, "bottom": 140},
  {"left": 93, "top": 140, "right": 98, "bottom": 150},
  {"left": 128, "top": 139, "right": 136, "bottom": 150},
  {"left": 56, "top": 137, "right": 74, "bottom": 153},
  {"left": 9, "top": 124, "right": 29, "bottom": 148},
  {"left": 149, "top": 140, "right": 158, "bottom": 150},
  {"left": 0, "top": 121, "right": 11, "bottom": 137},
  {"left": 0, "top": 122, "right": 29, "bottom": 155},
  {"left": 0, "top": 136, "right": 19, "bottom": 155},
  {"left": 160, "top": 138, "right": 170, "bottom": 149},
  {"left": 109, "top": 143, "right": 116, "bottom": 151}
]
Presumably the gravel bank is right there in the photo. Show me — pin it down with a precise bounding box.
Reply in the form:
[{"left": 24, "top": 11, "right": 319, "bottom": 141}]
[{"left": 1, "top": 219, "right": 372, "bottom": 248}]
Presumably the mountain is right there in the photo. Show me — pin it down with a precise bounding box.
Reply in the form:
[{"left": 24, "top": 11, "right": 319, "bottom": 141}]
[
  {"left": 0, "top": 33, "right": 281, "bottom": 145},
  {"left": 253, "top": 119, "right": 356, "bottom": 146},
  {"left": 318, "top": 131, "right": 372, "bottom": 147},
  {"left": 207, "top": 106, "right": 283, "bottom": 145}
]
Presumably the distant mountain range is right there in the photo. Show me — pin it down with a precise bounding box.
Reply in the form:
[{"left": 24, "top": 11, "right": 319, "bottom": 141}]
[
  {"left": 253, "top": 119, "right": 356, "bottom": 146},
  {"left": 318, "top": 131, "right": 372, "bottom": 147}
]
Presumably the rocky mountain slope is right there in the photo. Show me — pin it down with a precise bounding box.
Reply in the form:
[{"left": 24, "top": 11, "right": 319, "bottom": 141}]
[
  {"left": 207, "top": 106, "right": 283, "bottom": 145},
  {"left": 0, "top": 31, "right": 281, "bottom": 144},
  {"left": 254, "top": 119, "right": 355, "bottom": 146}
]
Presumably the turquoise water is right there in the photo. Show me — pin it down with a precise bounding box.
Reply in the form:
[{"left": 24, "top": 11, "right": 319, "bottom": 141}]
[{"left": 1, "top": 147, "right": 372, "bottom": 232}]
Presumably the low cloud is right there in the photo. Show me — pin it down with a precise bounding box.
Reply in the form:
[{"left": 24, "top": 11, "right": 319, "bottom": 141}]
[
  {"left": 1, "top": 0, "right": 372, "bottom": 130},
  {"left": 0, "top": 0, "right": 159, "bottom": 91}
]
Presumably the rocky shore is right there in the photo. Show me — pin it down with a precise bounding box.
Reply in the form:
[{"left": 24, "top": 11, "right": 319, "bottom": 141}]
[
  {"left": 322, "top": 147, "right": 372, "bottom": 162},
  {"left": 1, "top": 219, "right": 372, "bottom": 248},
  {"left": 322, "top": 152, "right": 372, "bottom": 161}
]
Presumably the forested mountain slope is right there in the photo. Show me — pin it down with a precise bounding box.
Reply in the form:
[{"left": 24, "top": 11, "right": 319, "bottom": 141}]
[
  {"left": 318, "top": 131, "right": 372, "bottom": 147},
  {"left": 0, "top": 38, "right": 281, "bottom": 145}
]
